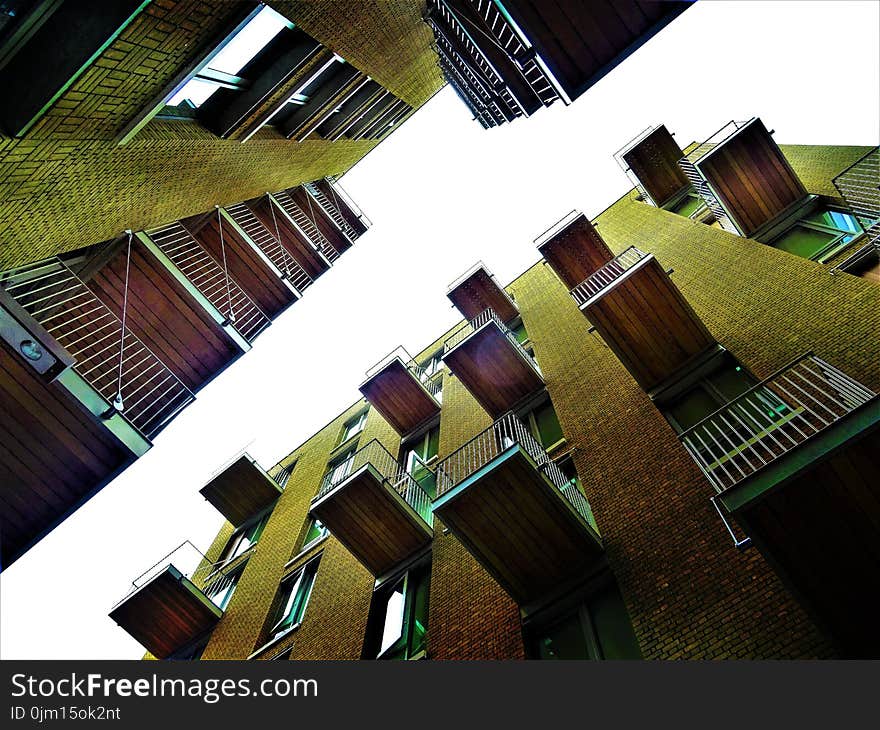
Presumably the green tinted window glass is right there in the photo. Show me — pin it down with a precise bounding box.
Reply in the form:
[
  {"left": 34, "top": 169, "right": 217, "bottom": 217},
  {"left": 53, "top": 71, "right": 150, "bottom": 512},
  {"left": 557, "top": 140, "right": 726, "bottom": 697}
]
[
  {"left": 536, "top": 612, "right": 591, "bottom": 660},
  {"left": 773, "top": 224, "right": 837, "bottom": 259},
  {"left": 534, "top": 402, "right": 564, "bottom": 448},
  {"left": 667, "top": 386, "right": 720, "bottom": 432},
  {"left": 409, "top": 569, "right": 430, "bottom": 656},
  {"left": 707, "top": 364, "right": 756, "bottom": 401},
  {"left": 302, "top": 518, "right": 326, "bottom": 546},
  {"left": 511, "top": 322, "right": 528, "bottom": 344},
  {"left": 801, "top": 208, "right": 862, "bottom": 235},
  {"left": 670, "top": 194, "right": 702, "bottom": 217},
  {"left": 589, "top": 584, "right": 642, "bottom": 659},
  {"left": 425, "top": 426, "right": 440, "bottom": 461}
]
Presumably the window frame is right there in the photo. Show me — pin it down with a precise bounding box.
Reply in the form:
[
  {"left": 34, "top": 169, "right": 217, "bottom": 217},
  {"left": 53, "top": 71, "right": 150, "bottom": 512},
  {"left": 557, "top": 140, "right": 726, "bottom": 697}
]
[
  {"left": 205, "top": 563, "right": 245, "bottom": 611},
  {"left": 401, "top": 424, "right": 440, "bottom": 498},
  {"left": 338, "top": 409, "right": 368, "bottom": 446},
  {"left": 217, "top": 511, "right": 269, "bottom": 565},
  {"left": 519, "top": 396, "right": 565, "bottom": 453},
  {"left": 269, "top": 556, "right": 321, "bottom": 641},
  {"left": 362, "top": 560, "right": 431, "bottom": 661},
  {"left": 770, "top": 206, "right": 866, "bottom": 263},
  {"left": 300, "top": 516, "right": 329, "bottom": 551}
]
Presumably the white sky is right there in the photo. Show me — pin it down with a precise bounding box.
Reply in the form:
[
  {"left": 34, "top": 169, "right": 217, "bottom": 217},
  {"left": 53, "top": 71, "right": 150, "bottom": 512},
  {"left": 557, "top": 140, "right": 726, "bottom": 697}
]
[{"left": 1, "top": 1, "right": 877, "bottom": 660}]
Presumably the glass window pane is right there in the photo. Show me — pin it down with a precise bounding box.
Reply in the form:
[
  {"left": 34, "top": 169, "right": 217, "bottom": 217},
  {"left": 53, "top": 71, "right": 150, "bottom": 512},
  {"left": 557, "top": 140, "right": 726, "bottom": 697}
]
[
  {"left": 707, "top": 364, "right": 756, "bottom": 401},
  {"left": 588, "top": 584, "right": 642, "bottom": 659},
  {"left": 409, "top": 570, "right": 430, "bottom": 656},
  {"left": 167, "top": 78, "right": 221, "bottom": 107},
  {"left": 379, "top": 582, "right": 405, "bottom": 655},
  {"left": 772, "top": 225, "right": 837, "bottom": 260},
  {"left": 670, "top": 194, "right": 702, "bottom": 217},
  {"left": 534, "top": 402, "right": 564, "bottom": 448},
  {"left": 801, "top": 207, "right": 862, "bottom": 235},
  {"left": 535, "top": 612, "right": 592, "bottom": 659},
  {"left": 667, "top": 386, "right": 721, "bottom": 432},
  {"left": 511, "top": 322, "right": 528, "bottom": 344},
  {"left": 303, "top": 518, "right": 326, "bottom": 546},
  {"left": 426, "top": 427, "right": 440, "bottom": 461}
]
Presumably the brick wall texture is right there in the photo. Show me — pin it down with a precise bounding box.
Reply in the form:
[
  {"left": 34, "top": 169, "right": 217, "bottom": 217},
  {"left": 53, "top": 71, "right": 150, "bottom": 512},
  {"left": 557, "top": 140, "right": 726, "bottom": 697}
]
[
  {"left": 188, "top": 143, "right": 878, "bottom": 660},
  {"left": 0, "top": 0, "right": 443, "bottom": 269}
]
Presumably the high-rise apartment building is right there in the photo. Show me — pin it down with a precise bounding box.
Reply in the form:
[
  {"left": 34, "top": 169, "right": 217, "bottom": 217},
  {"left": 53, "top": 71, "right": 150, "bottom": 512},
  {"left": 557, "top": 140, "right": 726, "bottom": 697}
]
[
  {"left": 109, "top": 126, "right": 880, "bottom": 660},
  {"left": 0, "top": 0, "right": 444, "bottom": 568}
]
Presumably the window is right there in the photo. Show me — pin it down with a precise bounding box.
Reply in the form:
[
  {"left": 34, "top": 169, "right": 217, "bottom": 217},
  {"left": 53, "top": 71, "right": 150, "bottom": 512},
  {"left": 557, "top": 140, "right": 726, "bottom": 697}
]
[
  {"left": 325, "top": 445, "right": 357, "bottom": 488},
  {"left": 770, "top": 206, "right": 864, "bottom": 262},
  {"left": 363, "top": 563, "right": 430, "bottom": 660},
  {"left": 218, "top": 513, "right": 269, "bottom": 564},
  {"left": 340, "top": 410, "right": 368, "bottom": 444},
  {"left": 269, "top": 558, "right": 320, "bottom": 641},
  {"left": 668, "top": 193, "right": 703, "bottom": 218},
  {"left": 166, "top": 6, "right": 292, "bottom": 110},
  {"left": 523, "top": 399, "right": 565, "bottom": 451},
  {"left": 274, "top": 461, "right": 296, "bottom": 488},
  {"left": 557, "top": 456, "right": 598, "bottom": 534},
  {"left": 418, "top": 350, "right": 443, "bottom": 403},
  {"left": 526, "top": 581, "right": 641, "bottom": 660},
  {"left": 205, "top": 565, "right": 244, "bottom": 611},
  {"left": 511, "top": 320, "right": 529, "bottom": 345},
  {"left": 301, "top": 517, "right": 329, "bottom": 549},
  {"left": 402, "top": 426, "right": 440, "bottom": 498}
]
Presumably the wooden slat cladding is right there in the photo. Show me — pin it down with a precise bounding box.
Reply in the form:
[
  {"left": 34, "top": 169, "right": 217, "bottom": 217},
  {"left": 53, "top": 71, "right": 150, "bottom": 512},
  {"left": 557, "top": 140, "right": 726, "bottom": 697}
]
[
  {"left": 359, "top": 359, "right": 440, "bottom": 436},
  {"left": 0, "top": 339, "right": 131, "bottom": 567},
  {"left": 582, "top": 256, "right": 716, "bottom": 392},
  {"left": 447, "top": 266, "right": 518, "bottom": 323},
  {"left": 84, "top": 241, "right": 240, "bottom": 393},
  {"left": 502, "top": 0, "right": 690, "bottom": 100},
  {"left": 444, "top": 322, "right": 543, "bottom": 417},
  {"left": 287, "top": 187, "right": 351, "bottom": 256},
  {"left": 109, "top": 568, "right": 221, "bottom": 659},
  {"left": 622, "top": 125, "right": 690, "bottom": 207},
  {"left": 310, "top": 467, "right": 432, "bottom": 576},
  {"left": 314, "top": 180, "right": 368, "bottom": 236},
  {"left": 434, "top": 447, "right": 602, "bottom": 605},
  {"left": 698, "top": 119, "right": 809, "bottom": 238},
  {"left": 537, "top": 213, "right": 615, "bottom": 289},
  {"left": 739, "top": 425, "right": 880, "bottom": 658},
  {"left": 246, "top": 197, "right": 330, "bottom": 280},
  {"left": 182, "top": 213, "right": 296, "bottom": 320},
  {"left": 278, "top": 65, "right": 365, "bottom": 141},
  {"left": 200, "top": 455, "right": 283, "bottom": 528}
]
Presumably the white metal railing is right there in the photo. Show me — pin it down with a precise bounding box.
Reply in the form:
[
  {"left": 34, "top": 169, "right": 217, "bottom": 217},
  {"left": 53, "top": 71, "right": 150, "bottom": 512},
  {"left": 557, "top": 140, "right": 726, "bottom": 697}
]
[
  {"left": 679, "top": 353, "right": 877, "bottom": 494},
  {"left": 0, "top": 257, "right": 194, "bottom": 437},
  {"left": 324, "top": 176, "right": 372, "bottom": 229},
  {"left": 271, "top": 190, "right": 340, "bottom": 263},
  {"left": 224, "top": 202, "right": 313, "bottom": 293},
  {"left": 365, "top": 346, "right": 443, "bottom": 402},
  {"left": 312, "top": 439, "right": 433, "bottom": 525},
  {"left": 436, "top": 412, "right": 595, "bottom": 526},
  {"left": 570, "top": 246, "right": 649, "bottom": 306},
  {"left": 832, "top": 148, "right": 879, "bottom": 266},
  {"left": 443, "top": 307, "right": 539, "bottom": 375},
  {"left": 145, "top": 222, "right": 270, "bottom": 342},
  {"left": 614, "top": 126, "right": 657, "bottom": 204},
  {"left": 302, "top": 181, "right": 358, "bottom": 242}
]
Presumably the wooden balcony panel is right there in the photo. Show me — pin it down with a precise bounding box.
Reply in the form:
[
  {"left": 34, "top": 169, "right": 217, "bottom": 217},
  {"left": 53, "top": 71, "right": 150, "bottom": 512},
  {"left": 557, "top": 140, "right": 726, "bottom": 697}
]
[
  {"left": 447, "top": 265, "right": 518, "bottom": 323},
  {"left": 109, "top": 566, "right": 221, "bottom": 659},
  {"left": 621, "top": 125, "right": 690, "bottom": 207},
  {"left": 288, "top": 187, "right": 351, "bottom": 256},
  {"left": 434, "top": 446, "right": 602, "bottom": 605},
  {"left": 359, "top": 359, "right": 440, "bottom": 436},
  {"left": 310, "top": 465, "right": 432, "bottom": 576},
  {"left": 536, "top": 212, "right": 615, "bottom": 289},
  {"left": 182, "top": 213, "right": 297, "bottom": 320},
  {"left": 444, "top": 321, "right": 543, "bottom": 418},
  {"left": 697, "top": 118, "right": 809, "bottom": 238},
  {"left": 729, "top": 414, "right": 880, "bottom": 657},
  {"left": 246, "top": 197, "right": 330, "bottom": 279},
  {"left": 502, "top": 1, "right": 690, "bottom": 100},
  {"left": 0, "top": 339, "right": 133, "bottom": 568},
  {"left": 200, "top": 454, "right": 283, "bottom": 528},
  {"left": 83, "top": 241, "right": 240, "bottom": 393},
  {"left": 314, "top": 180, "right": 368, "bottom": 235},
  {"left": 582, "top": 256, "right": 715, "bottom": 391}
]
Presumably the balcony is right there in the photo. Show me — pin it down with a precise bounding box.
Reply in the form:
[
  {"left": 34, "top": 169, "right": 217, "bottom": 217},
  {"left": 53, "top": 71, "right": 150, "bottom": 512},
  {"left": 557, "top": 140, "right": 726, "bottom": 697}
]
[
  {"left": 109, "top": 542, "right": 231, "bottom": 659},
  {"left": 359, "top": 348, "right": 441, "bottom": 436},
  {"left": 311, "top": 178, "right": 371, "bottom": 237},
  {"left": 309, "top": 440, "right": 433, "bottom": 576},
  {"left": 571, "top": 247, "right": 716, "bottom": 393},
  {"left": 443, "top": 308, "right": 543, "bottom": 417},
  {"left": 680, "top": 118, "right": 811, "bottom": 238},
  {"left": 831, "top": 148, "right": 880, "bottom": 277},
  {"left": 615, "top": 125, "right": 691, "bottom": 209},
  {"left": 446, "top": 262, "right": 518, "bottom": 324},
  {"left": 200, "top": 453, "right": 283, "bottom": 528},
  {"left": 433, "top": 413, "right": 602, "bottom": 605},
  {"left": 681, "top": 353, "right": 880, "bottom": 656},
  {"left": 535, "top": 211, "right": 616, "bottom": 290}
]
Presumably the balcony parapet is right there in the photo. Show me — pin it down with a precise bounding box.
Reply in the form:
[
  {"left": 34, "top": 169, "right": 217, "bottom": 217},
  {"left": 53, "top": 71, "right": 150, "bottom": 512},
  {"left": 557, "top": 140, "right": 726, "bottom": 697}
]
[{"left": 570, "top": 246, "right": 649, "bottom": 307}]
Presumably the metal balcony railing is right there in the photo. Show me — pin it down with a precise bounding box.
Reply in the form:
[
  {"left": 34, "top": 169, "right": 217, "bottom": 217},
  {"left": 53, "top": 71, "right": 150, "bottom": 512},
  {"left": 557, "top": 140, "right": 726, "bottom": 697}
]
[
  {"left": 832, "top": 147, "right": 879, "bottom": 226},
  {"left": 0, "top": 257, "right": 194, "bottom": 437},
  {"left": 364, "top": 346, "right": 442, "bottom": 402},
  {"left": 224, "top": 202, "right": 313, "bottom": 293},
  {"left": 312, "top": 439, "right": 433, "bottom": 525},
  {"left": 145, "top": 222, "right": 270, "bottom": 342},
  {"left": 443, "top": 308, "right": 539, "bottom": 374},
  {"left": 271, "top": 190, "right": 340, "bottom": 264},
  {"left": 324, "top": 176, "right": 372, "bottom": 229},
  {"left": 118, "top": 540, "right": 241, "bottom": 604},
  {"left": 436, "top": 412, "right": 594, "bottom": 525},
  {"left": 614, "top": 126, "right": 658, "bottom": 205},
  {"left": 570, "top": 246, "right": 649, "bottom": 306},
  {"left": 679, "top": 353, "right": 877, "bottom": 494},
  {"left": 682, "top": 120, "right": 751, "bottom": 167},
  {"left": 302, "top": 182, "right": 358, "bottom": 242}
]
